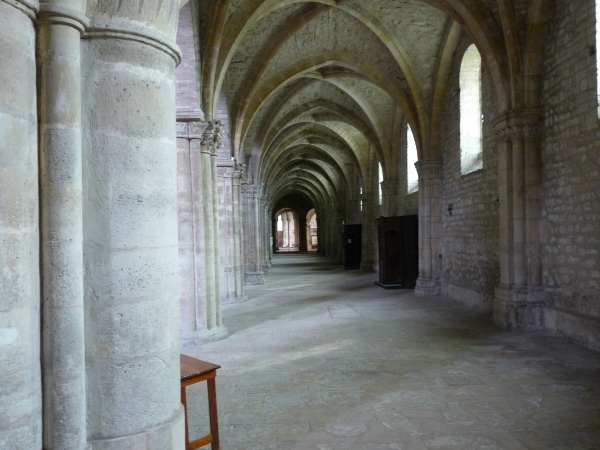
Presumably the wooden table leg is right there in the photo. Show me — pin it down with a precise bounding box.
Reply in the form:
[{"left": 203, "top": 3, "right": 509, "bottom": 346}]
[
  {"left": 207, "top": 377, "right": 219, "bottom": 450},
  {"left": 181, "top": 386, "right": 190, "bottom": 450}
]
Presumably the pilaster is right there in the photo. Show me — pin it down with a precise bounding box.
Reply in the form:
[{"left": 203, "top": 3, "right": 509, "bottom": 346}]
[
  {"left": 414, "top": 160, "right": 443, "bottom": 296},
  {"left": 493, "top": 109, "right": 545, "bottom": 330},
  {"left": 381, "top": 179, "right": 399, "bottom": 216}
]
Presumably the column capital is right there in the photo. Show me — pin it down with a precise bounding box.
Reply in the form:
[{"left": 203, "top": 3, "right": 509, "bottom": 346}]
[
  {"left": 37, "top": 2, "right": 90, "bottom": 33},
  {"left": 217, "top": 160, "right": 236, "bottom": 178},
  {"left": 83, "top": 0, "right": 182, "bottom": 64},
  {"left": 494, "top": 109, "right": 543, "bottom": 142},
  {"left": 415, "top": 160, "right": 442, "bottom": 180},
  {"left": 177, "top": 119, "right": 208, "bottom": 140},
  {"left": 241, "top": 183, "right": 258, "bottom": 197},
  {"left": 199, "top": 121, "right": 223, "bottom": 155}
]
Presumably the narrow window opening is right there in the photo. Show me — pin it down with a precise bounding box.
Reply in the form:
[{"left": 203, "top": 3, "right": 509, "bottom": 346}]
[
  {"left": 378, "top": 162, "right": 383, "bottom": 206},
  {"left": 460, "top": 44, "right": 483, "bottom": 174},
  {"left": 407, "top": 125, "right": 419, "bottom": 193}
]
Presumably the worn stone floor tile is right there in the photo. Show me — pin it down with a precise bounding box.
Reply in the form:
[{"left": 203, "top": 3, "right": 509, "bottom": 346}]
[{"left": 182, "top": 254, "right": 600, "bottom": 450}]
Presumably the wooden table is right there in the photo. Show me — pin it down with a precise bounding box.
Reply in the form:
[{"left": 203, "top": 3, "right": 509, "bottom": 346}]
[{"left": 180, "top": 354, "right": 221, "bottom": 450}]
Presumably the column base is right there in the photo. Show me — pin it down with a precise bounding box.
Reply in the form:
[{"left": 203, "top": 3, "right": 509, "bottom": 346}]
[
  {"left": 222, "top": 295, "right": 249, "bottom": 305},
  {"left": 415, "top": 277, "right": 441, "bottom": 296},
  {"left": 245, "top": 271, "right": 265, "bottom": 285},
  {"left": 493, "top": 284, "right": 545, "bottom": 331},
  {"left": 91, "top": 405, "right": 185, "bottom": 450},
  {"left": 181, "top": 325, "right": 229, "bottom": 347}
]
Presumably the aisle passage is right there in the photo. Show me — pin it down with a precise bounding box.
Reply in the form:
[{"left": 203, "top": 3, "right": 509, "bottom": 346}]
[{"left": 183, "top": 254, "right": 600, "bottom": 450}]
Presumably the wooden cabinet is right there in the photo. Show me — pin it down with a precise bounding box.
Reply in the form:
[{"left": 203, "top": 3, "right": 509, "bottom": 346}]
[
  {"left": 343, "top": 224, "right": 362, "bottom": 269},
  {"left": 376, "top": 215, "right": 418, "bottom": 288}
]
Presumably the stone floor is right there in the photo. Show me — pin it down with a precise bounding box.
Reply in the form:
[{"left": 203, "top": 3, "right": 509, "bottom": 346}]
[{"left": 183, "top": 254, "right": 600, "bottom": 450}]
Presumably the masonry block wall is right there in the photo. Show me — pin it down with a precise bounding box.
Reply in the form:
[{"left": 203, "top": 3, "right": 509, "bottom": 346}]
[
  {"left": 542, "top": 0, "right": 600, "bottom": 350},
  {"left": 441, "top": 37, "right": 500, "bottom": 312}
]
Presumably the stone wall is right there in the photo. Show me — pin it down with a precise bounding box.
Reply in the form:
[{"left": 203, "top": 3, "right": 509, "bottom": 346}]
[
  {"left": 440, "top": 36, "right": 500, "bottom": 312},
  {"left": 542, "top": 0, "right": 600, "bottom": 350},
  {"left": 0, "top": 2, "right": 41, "bottom": 447}
]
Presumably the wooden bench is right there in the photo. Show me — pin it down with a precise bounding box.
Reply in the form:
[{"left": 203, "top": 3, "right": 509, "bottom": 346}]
[{"left": 180, "top": 354, "right": 221, "bottom": 450}]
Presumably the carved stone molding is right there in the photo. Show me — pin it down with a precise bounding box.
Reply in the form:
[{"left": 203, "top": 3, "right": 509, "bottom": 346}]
[
  {"left": 176, "top": 120, "right": 208, "bottom": 139},
  {"left": 37, "top": 2, "right": 90, "bottom": 32},
  {"left": 217, "top": 167, "right": 235, "bottom": 178},
  {"left": 3, "top": 0, "right": 37, "bottom": 19},
  {"left": 415, "top": 160, "right": 442, "bottom": 180},
  {"left": 494, "top": 109, "right": 543, "bottom": 142},
  {"left": 496, "top": 124, "right": 543, "bottom": 142}
]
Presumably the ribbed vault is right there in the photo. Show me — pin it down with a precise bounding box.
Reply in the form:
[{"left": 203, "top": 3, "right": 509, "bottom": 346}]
[{"left": 199, "top": 0, "right": 527, "bottom": 227}]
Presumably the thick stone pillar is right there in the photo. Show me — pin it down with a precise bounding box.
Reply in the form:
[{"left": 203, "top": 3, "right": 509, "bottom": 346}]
[
  {"left": 0, "top": 1, "right": 41, "bottom": 448},
  {"left": 81, "top": 4, "right": 185, "bottom": 446},
  {"left": 37, "top": 2, "right": 89, "bottom": 448},
  {"left": 493, "top": 111, "right": 544, "bottom": 330},
  {"left": 360, "top": 194, "right": 377, "bottom": 272},
  {"left": 242, "top": 184, "right": 265, "bottom": 285},
  {"left": 415, "top": 160, "right": 443, "bottom": 296},
  {"left": 381, "top": 179, "right": 399, "bottom": 216}
]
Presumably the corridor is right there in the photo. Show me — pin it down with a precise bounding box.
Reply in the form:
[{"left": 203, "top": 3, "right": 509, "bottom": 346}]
[{"left": 183, "top": 255, "right": 600, "bottom": 450}]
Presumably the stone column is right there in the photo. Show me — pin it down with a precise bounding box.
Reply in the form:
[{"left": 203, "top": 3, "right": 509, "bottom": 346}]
[
  {"left": 415, "top": 160, "right": 443, "bottom": 296},
  {"left": 217, "top": 159, "right": 247, "bottom": 303},
  {"left": 381, "top": 179, "right": 399, "bottom": 216},
  {"left": 194, "top": 124, "right": 228, "bottom": 339},
  {"left": 210, "top": 125, "right": 223, "bottom": 326},
  {"left": 177, "top": 120, "right": 227, "bottom": 344},
  {"left": 0, "top": 1, "right": 41, "bottom": 448},
  {"left": 37, "top": 2, "right": 89, "bottom": 448},
  {"left": 283, "top": 215, "right": 289, "bottom": 247},
  {"left": 264, "top": 204, "right": 272, "bottom": 267},
  {"left": 242, "top": 184, "right": 265, "bottom": 284},
  {"left": 288, "top": 216, "right": 297, "bottom": 248},
  {"left": 81, "top": 4, "right": 185, "bottom": 446},
  {"left": 493, "top": 111, "right": 544, "bottom": 330},
  {"left": 360, "top": 193, "right": 377, "bottom": 272},
  {"left": 232, "top": 166, "right": 248, "bottom": 301}
]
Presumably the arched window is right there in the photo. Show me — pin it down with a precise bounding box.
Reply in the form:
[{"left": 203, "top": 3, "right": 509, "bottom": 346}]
[
  {"left": 407, "top": 125, "right": 419, "bottom": 193},
  {"left": 460, "top": 44, "right": 483, "bottom": 174},
  {"left": 378, "top": 162, "right": 383, "bottom": 205}
]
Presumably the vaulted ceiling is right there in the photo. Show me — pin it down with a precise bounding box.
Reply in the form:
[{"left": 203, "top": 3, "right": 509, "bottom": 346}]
[{"left": 196, "top": 0, "right": 513, "bottom": 213}]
